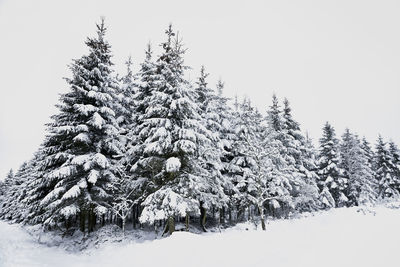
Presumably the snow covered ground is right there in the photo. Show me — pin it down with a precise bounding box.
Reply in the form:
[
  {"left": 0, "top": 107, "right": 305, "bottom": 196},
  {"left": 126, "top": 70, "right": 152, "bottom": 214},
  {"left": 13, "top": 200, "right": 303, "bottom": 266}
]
[{"left": 0, "top": 204, "right": 399, "bottom": 267}]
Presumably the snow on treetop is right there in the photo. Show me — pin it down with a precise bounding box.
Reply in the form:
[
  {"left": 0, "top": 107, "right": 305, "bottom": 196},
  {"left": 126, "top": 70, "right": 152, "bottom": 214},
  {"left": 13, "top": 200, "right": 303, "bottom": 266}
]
[
  {"left": 90, "top": 112, "right": 105, "bottom": 129},
  {"left": 166, "top": 157, "right": 181, "bottom": 173}
]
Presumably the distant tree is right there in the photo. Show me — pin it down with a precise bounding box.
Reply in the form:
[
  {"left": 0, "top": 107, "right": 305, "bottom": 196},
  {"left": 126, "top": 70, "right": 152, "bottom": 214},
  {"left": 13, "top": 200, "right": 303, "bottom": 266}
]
[
  {"left": 374, "top": 136, "right": 398, "bottom": 198},
  {"left": 388, "top": 141, "right": 400, "bottom": 194}
]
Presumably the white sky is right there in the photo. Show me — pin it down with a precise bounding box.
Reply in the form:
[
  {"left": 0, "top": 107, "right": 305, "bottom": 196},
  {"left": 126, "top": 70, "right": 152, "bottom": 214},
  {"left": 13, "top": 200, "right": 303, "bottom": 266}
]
[{"left": 1, "top": 0, "right": 399, "bottom": 180}]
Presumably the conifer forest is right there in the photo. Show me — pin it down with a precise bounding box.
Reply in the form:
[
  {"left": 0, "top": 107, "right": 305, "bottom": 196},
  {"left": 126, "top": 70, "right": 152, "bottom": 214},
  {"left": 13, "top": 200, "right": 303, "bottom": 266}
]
[{"left": 1, "top": 19, "right": 400, "bottom": 239}]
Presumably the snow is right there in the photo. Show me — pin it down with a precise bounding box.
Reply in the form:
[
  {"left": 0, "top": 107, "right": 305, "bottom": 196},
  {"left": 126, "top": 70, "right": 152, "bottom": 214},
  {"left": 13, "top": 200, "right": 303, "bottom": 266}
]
[
  {"left": 88, "top": 169, "right": 100, "bottom": 184},
  {"left": 61, "top": 185, "right": 81, "bottom": 200},
  {"left": 89, "top": 112, "right": 105, "bottom": 129},
  {"left": 165, "top": 157, "right": 181, "bottom": 172},
  {"left": 0, "top": 204, "right": 399, "bottom": 267},
  {"left": 73, "top": 133, "right": 91, "bottom": 144},
  {"left": 93, "top": 153, "right": 109, "bottom": 169}
]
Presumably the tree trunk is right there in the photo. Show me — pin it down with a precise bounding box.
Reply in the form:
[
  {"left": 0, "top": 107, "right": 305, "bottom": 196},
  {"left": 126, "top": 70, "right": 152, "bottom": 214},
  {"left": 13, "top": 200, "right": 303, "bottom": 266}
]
[
  {"left": 80, "top": 209, "right": 86, "bottom": 233},
  {"left": 259, "top": 205, "right": 266, "bottom": 231},
  {"left": 220, "top": 207, "right": 225, "bottom": 225},
  {"left": 122, "top": 217, "right": 126, "bottom": 236},
  {"left": 200, "top": 202, "right": 207, "bottom": 232},
  {"left": 168, "top": 216, "right": 175, "bottom": 235},
  {"left": 185, "top": 213, "right": 189, "bottom": 231},
  {"left": 132, "top": 205, "right": 136, "bottom": 229},
  {"left": 88, "top": 209, "right": 93, "bottom": 233}
]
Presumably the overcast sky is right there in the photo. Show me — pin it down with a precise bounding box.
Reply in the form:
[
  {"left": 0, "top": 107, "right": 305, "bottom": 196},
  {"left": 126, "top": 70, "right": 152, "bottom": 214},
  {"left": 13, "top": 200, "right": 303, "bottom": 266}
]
[{"left": 1, "top": 0, "right": 399, "bottom": 180}]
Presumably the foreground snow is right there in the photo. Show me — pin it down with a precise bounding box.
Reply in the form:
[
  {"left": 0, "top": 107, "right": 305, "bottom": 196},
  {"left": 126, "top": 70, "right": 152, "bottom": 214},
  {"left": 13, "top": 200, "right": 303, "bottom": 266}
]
[{"left": 0, "top": 204, "right": 399, "bottom": 267}]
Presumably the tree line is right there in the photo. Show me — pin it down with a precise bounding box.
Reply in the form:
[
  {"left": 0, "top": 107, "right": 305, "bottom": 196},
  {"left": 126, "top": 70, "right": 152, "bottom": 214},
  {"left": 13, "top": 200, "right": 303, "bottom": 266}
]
[{"left": 1, "top": 19, "right": 399, "bottom": 235}]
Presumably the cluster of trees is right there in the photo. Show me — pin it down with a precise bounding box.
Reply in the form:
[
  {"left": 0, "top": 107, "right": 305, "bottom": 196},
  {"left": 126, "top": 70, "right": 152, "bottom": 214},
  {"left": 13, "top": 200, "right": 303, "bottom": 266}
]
[{"left": 1, "top": 20, "right": 399, "bottom": 235}]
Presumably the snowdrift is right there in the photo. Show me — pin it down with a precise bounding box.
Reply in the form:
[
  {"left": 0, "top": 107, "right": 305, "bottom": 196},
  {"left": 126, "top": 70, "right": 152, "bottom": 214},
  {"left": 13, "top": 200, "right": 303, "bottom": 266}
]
[{"left": 0, "top": 203, "right": 399, "bottom": 267}]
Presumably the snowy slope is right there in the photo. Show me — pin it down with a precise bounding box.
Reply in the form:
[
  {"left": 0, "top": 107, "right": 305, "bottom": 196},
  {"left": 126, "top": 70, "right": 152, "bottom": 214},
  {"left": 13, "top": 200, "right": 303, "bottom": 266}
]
[{"left": 0, "top": 204, "right": 399, "bottom": 267}]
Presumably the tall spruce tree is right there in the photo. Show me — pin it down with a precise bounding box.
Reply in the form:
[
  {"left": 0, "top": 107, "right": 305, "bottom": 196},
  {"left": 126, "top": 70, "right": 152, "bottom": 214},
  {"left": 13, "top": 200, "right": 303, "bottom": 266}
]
[
  {"left": 282, "top": 98, "right": 319, "bottom": 211},
  {"left": 374, "top": 136, "right": 398, "bottom": 198},
  {"left": 341, "top": 131, "right": 376, "bottom": 205},
  {"left": 194, "top": 66, "right": 230, "bottom": 227},
  {"left": 388, "top": 141, "right": 400, "bottom": 194},
  {"left": 135, "top": 25, "right": 215, "bottom": 234},
  {"left": 361, "top": 137, "right": 375, "bottom": 169},
  {"left": 214, "top": 79, "right": 236, "bottom": 223},
  {"left": 122, "top": 43, "right": 159, "bottom": 221},
  {"left": 318, "top": 122, "right": 347, "bottom": 207},
  {"left": 36, "top": 19, "right": 123, "bottom": 231}
]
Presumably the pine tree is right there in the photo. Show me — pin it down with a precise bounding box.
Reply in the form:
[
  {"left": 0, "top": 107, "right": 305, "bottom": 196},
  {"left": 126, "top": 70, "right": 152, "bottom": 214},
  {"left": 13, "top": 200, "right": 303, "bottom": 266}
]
[
  {"left": 135, "top": 25, "right": 216, "bottom": 233},
  {"left": 194, "top": 66, "right": 230, "bottom": 227},
  {"left": 361, "top": 137, "right": 375, "bottom": 169},
  {"left": 228, "top": 99, "right": 289, "bottom": 229},
  {"left": 214, "top": 79, "right": 236, "bottom": 224},
  {"left": 116, "top": 56, "right": 136, "bottom": 129},
  {"left": 0, "top": 161, "right": 34, "bottom": 222},
  {"left": 341, "top": 132, "right": 376, "bottom": 205},
  {"left": 318, "top": 122, "right": 347, "bottom": 207},
  {"left": 124, "top": 43, "right": 158, "bottom": 198},
  {"left": 0, "top": 169, "right": 14, "bottom": 214},
  {"left": 282, "top": 99, "right": 320, "bottom": 211},
  {"left": 36, "top": 19, "right": 123, "bottom": 230},
  {"left": 339, "top": 128, "right": 353, "bottom": 183},
  {"left": 388, "top": 141, "right": 400, "bottom": 194},
  {"left": 374, "top": 136, "right": 398, "bottom": 198}
]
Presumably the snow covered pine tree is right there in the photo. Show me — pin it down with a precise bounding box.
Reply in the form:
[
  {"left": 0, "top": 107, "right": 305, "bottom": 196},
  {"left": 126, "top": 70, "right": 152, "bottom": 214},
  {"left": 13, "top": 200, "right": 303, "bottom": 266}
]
[
  {"left": 35, "top": 19, "right": 124, "bottom": 232},
  {"left": 133, "top": 25, "right": 217, "bottom": 234}
]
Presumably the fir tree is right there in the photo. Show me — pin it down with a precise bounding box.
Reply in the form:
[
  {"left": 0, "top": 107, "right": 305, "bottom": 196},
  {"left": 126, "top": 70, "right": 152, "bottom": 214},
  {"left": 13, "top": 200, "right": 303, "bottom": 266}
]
[
  {"left": 341, "top": 132, "right": 376, "bottom": 205},
  {"left": 194, "top": 66, "right": 230, "bottom": 226},
  {"left": 361, "top": 137, "right": 375, "bottom": 169},
  {"left": 318, "top": 122, "right": 347, "bottom": 207},
  {"left": 282, "top": 99, "right": 320, "bottom": 211},
  {"left": 374, "top": 136, "right": 398, "bottom": 198},
  {"left": 135, "top": 25, "right": 216, "bottom": 233},
  {"left": 36, "top": 19, "right": 123, "bottom": 230},
  {"left": 388, "top": 141, "right": 400, "bottom": 194},
  {"left": 214, "top": 79, "right": 236, "bottom": 223}
]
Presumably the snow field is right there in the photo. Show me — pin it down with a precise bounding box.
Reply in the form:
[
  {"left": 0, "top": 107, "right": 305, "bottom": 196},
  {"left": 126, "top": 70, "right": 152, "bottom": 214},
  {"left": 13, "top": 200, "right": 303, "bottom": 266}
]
[{"left": 0, "top": 204, "right": 399, "bottom": 267}]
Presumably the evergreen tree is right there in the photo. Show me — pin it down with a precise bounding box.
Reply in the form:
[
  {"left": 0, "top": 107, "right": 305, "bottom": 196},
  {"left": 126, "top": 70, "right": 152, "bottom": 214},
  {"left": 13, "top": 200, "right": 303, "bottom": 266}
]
[
  {"left": 36, "top": 19, "right": 123, "bottom": 230},
  {"left": 282, "top": 99, "right": 320, "bottom": 211},
  {"left": 0, "top": 161, "right": 33, "bottom": 222},
  {"left": 341, "top": 131, "right": 376, "bottom": 205},
  {"left": 121, "top": 43, "right": 159, "bottom": 221},
  {"left": 264, "top": 97, "right": 294, "bottom": 216},
  {"left": 228, "top": 99, "right": 289, "bottom": 228},
  {"left": 339, "top": 128, "right": 353, "bottom": 184},
  {"left": 0, "top": 169, "right": 15, "bottom": 214},
  {"left": 388, "top": 140, "right": 400, "bottom": 194},
  {"left": 116, "top": 56, "right": 136, "bottom": 129},
  {"left": 374, "top": 136, "right": 398, "bottom": 198},
  {"left": 318, "top": 122, "right": 347, "bottom": 207},
  {"left": 135, "top": 25, "right": 216, "bottom": 233},
  {"left": 214, "top": 79, "right": 236, "bottom": 223},
  {"left": 361, "top": 137, "right": 375, "bottom": 170},
  {"left": 193, "top": 66, "right": 230, "bottom": 227}
]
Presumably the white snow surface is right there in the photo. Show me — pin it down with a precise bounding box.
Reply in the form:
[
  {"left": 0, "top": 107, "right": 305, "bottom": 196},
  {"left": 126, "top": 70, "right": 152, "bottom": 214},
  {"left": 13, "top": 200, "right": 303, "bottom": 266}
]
[
  {"left": 1, "top": 203, "right": 399, "bottom": 267},
  {"left": 165, "top": 157, "right": 181, "bottom": 173}
]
